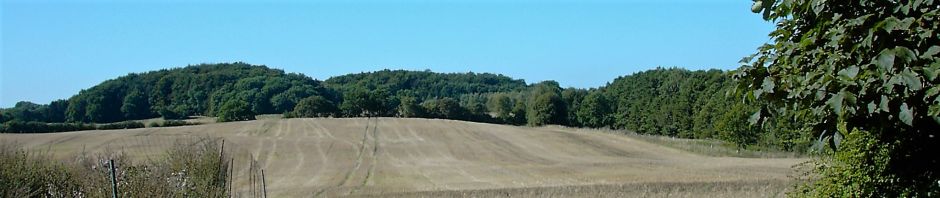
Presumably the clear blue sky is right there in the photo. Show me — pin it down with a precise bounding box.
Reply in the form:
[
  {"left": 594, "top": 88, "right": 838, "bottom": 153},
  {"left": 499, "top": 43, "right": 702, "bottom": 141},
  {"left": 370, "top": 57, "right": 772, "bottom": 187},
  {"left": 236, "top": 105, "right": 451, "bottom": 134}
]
[{"left": 1, "top": 0, "right": 774, "bottom": 108}]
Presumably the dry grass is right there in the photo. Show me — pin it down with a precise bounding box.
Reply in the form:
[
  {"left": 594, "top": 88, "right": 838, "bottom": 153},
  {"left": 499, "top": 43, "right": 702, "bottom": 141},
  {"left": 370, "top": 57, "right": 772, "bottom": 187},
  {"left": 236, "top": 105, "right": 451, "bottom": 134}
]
[
  {"left": 599, "top": 129, "right": 802, "bottom": 158},
  {"left": 350, "top": 180, "right": 794, "bottom": 198},
  {"left": 0, "top": 118, "right": 806, "bottom": 197},
  {"left": 0, "top": 138, "right": 230, "bottom": 197}
]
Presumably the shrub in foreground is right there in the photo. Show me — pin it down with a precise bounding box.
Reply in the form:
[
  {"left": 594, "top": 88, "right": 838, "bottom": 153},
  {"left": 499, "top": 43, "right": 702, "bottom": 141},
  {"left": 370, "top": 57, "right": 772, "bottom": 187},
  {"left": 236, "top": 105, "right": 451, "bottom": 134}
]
[{"left": 0, "top": 138, "right": 230, "bottom": 197}]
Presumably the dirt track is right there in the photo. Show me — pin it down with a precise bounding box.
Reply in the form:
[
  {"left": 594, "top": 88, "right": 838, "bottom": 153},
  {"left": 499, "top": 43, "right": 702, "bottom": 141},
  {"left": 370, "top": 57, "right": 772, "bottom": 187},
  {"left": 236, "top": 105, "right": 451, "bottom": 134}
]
[{"left": 0, "top": 118, "right": 804, "bottom": 197}]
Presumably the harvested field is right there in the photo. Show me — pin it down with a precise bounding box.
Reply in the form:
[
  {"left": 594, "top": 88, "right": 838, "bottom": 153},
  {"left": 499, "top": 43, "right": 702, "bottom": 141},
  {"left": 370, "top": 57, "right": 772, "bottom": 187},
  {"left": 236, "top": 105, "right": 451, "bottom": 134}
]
[{"left": 0, "top": 118, "right": 804, "bottom": 197}]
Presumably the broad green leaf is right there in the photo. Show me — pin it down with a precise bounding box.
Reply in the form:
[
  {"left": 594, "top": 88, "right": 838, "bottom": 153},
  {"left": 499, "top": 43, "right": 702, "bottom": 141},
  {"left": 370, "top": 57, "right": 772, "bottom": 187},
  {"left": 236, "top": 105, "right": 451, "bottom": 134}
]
[
  {"left": 846, "top": 14, "right": 873, "bottom": 26},
  {"left": 816, "top": 89, "right": 827, "bottom": 101},
  {"left": 926, "top": 62, "right": 940, "bottom": 81},
  {"left": 898, "top": 17, "right": 915, "bottom": 30},
  {"left": 880, "top": 95, "right": 891, "bottom": 113},
  {"left": 827, "top": 92, "right": 846, "bottom": 117},
  {"left": 811, "top": 0, "right": 825, "bottom": 15},
  {"left": 886, "top": 75, "right": 903, "bottom": 92},
  {"left": 844, "top": 90, "right": 858, "bottom": 115},
  {"left": 862, "top": 31, "right": 874, "bottom": 47},
  {"left": 832, "top": 130, "right": 843, "bottom": 149},
  {"left": 929, "top": 104, "right": 940, "bottom": 117},
  {"left": 927, "top": 86, "right": 940, "bottom": 98},
  {"left": 739, "top": 54, "right": 756, "bottom": 64},
  {"left": 900, "top": 69, "right": 923, "bottom": 91},
  {"left": 900, "top": 103, "right": 914, "bottom": 126},
  {"left": 901, "top": 3, "right": 911, "bottom": 15},
  {"left": 761, "top": 78, "right": 776, "bottom": 93},
  {"left": 868, "top": 102, "right": 877, "bottom": 114},
  {"left": 895, "top": 46, "right": 917, "bottom": 63},
  {"left": 748, "top": 110, "right": 762, "bottom": 125},
  {"left": 751, "top": 1, "right": 763, "bottom": 13},
  {"left": 881, "top": 17, "right": 901, "bottom": 32},
  {"left": 838, "top": 66, "right": 860, "bottom": 79},
  {"left": 876, "top": 49, "right": 896, "bottom": 71},
  {"left": 922, "top": 46, "right": 940, "bottom": 59},
  {"left": 844, "top": 91, "right": 857, "bottom": 106},
  {"left": 919, "top": 29, "right": 935, "bottom": 40}
]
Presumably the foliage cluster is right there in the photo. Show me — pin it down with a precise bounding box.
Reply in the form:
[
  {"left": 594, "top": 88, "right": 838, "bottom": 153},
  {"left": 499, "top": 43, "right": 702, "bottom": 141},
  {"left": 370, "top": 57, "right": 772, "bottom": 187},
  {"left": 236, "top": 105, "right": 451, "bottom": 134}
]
[
  {"left": 741, "top": 0, "right": 940, "bottom": 196},
  {"left": 324, "top": 69, "right": 527, "bottom": 100},
  {"left": 0, "top": 121, "right": 145, "bottom": 133},
  {"left": 95, "top": 121, "right": 146, "bottom": 130},
  {"left": 38, "top": 62, "right": 328, "bottom": 123},
  {"left": 147, "top": 120, "right": 197, "bottom": 128}
]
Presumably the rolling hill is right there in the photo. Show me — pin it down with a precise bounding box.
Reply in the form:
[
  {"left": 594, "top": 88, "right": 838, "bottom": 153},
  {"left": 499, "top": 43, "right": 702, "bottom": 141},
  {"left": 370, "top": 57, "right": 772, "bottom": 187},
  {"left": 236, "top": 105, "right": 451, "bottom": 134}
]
[{"left": 0, "top": 117, "right": 803, "bottom": 197}]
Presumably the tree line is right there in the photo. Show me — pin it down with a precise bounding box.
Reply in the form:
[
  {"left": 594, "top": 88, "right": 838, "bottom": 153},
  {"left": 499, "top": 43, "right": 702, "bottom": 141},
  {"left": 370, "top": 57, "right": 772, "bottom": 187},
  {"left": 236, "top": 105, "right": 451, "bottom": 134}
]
[{"left": 0, "top": 64, "right": 809, "bottom": 152}]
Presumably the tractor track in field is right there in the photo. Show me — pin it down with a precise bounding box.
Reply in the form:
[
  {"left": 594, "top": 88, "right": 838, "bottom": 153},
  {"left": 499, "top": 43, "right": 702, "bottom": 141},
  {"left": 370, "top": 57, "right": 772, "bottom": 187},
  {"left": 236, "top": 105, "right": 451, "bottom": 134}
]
[{"left": 1, "top": 117, "right": 805, "bottom": 198}]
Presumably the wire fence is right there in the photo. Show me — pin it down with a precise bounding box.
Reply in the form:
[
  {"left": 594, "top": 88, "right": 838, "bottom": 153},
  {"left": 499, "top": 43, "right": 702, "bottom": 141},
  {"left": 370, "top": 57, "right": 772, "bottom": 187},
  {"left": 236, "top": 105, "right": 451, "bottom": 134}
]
[{"left": 1, "top": 135, "right": 270, "bottom": 198}]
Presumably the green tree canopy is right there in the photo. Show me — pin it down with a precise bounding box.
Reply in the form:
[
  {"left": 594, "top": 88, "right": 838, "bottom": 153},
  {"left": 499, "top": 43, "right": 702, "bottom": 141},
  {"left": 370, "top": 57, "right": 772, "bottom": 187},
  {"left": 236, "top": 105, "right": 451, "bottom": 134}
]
[
  {"left": 575, "top": 91, "right": 611, "bottom": 128},
  {"left": 487, "top": 93, "right": 514, "bottom": 121},
  {"left": 526, "top": 81, "right": 567, "bottom": 126},
  {"left": 397, "top": 95, "right": 425, "bottom": 118},
  {"left": 422, "top": 98, "right": 466, "bottom": 120},
  {"left": 740, "top": 0, "right": 939, "bottom": 196},
  {"left": 286, "top": 96, "right": 338, "bottom": 118},
  {"left": 340, "top": 88, "right": 392, "bottom": 117},
  {"left": 217, "top": 100, "right": 254, "bottom": 122},
  {"left": 121, "top": 89, "right": 151, "bottom": 120},
  {"left": 324, "top": 69, "right": 527, "bottom": 100},
  {"left": 55, "top": 63, "right": 328, "bottom": 123}
]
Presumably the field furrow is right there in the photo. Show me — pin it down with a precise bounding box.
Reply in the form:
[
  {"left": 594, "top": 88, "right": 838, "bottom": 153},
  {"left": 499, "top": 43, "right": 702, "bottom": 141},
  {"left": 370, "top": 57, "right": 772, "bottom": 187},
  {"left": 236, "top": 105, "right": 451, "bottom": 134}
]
[{"left": 0, "top": 117, "right": 804, "bottom": 197}]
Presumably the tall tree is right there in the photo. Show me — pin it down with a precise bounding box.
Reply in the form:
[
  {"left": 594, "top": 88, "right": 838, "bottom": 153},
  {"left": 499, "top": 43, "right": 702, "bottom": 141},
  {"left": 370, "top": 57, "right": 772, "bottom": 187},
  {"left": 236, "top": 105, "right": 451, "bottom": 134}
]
[
  {"left": 397, "top": 95, "right": 424, "bottom": 118},
  {"left": 340, "top": 89, "right": 391, "bottom": 117},
  {"left": 509, "top": 97, "right": 528, "bottom": 125},
  {"left": 740, "top": 0, "right": 939, "bottom": 196},
  {"left": 422, "top": 98, "right": 465, "bottom": 119},
  {"left": 575, "top": 91, "right": 611, "bottom": 128},
  {"left": 526, "top": 81, "right": 567, "bottom": 126},
  {"left": 561, "top": 88, "right": 588, "bottom": 126},
  {"left": 714, "top": 103, "right": 758, "bottom": 148},
  {"left": 217, "top": 100, "right": 254, "bottom": 122},
  {"left": 121, "top": 89, "right": 150, "bottom": 120},
  {"left": 287, "top": 96, "right": 337, "bottom": 118},
  {"left": 487, "top": 93, "right": 513, "bottom": 121}
]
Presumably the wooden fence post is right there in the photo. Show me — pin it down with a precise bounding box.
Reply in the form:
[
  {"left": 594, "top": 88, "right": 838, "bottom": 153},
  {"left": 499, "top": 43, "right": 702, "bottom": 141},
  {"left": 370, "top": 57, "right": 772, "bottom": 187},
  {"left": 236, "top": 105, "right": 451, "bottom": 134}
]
[
  {"left": 109, "top": 159, "right": 118, "bottom": 198},
  {"left": 229, "top": 158, "right": 234, "bottom": 197}
]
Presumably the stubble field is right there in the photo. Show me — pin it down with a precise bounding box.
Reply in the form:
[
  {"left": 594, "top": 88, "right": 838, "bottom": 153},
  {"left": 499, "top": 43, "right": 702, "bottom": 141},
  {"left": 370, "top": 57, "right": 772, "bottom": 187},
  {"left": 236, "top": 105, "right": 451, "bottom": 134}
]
[{"left": 0, "top": 118, "right": 804, "bottom": 197}]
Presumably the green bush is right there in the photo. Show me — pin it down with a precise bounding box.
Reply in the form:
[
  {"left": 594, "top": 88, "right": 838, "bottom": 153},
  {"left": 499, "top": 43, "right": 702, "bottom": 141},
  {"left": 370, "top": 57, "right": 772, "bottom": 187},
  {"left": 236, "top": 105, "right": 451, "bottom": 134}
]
[
  {"left": 0, "top": 121, "right": 95, "bottom": 133},
  {"left": 740, "top": 0, "right": 940, "bottom": 196},
  {"left": 96, "top": 121, "right": 145, "bottom": 130},
  {"left": 147, "top": 120, "right": 196, "bottom": 128},
  {"left": 217, "top": 100, "right": 254, "bottom": 122},
  {"left": 285, "top": 96, "right": 338, "bottom": 118},
  {"left": 793, "top": 128, "right": 940, "bottom": 197}
]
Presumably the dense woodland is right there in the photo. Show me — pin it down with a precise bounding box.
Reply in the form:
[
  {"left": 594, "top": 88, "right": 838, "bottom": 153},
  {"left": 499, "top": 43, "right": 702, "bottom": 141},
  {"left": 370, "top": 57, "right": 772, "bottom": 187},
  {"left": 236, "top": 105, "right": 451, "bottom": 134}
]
[{"left": 0, "top": 63, "right": 810, "bottom": 152}]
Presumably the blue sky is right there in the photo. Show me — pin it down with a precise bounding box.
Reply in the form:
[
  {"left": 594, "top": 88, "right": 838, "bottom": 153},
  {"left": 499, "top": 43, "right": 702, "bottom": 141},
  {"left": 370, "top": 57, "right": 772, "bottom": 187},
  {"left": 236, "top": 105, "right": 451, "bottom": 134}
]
[{"left": 0, "top": 0, "right": 774, "bottom": 107}]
